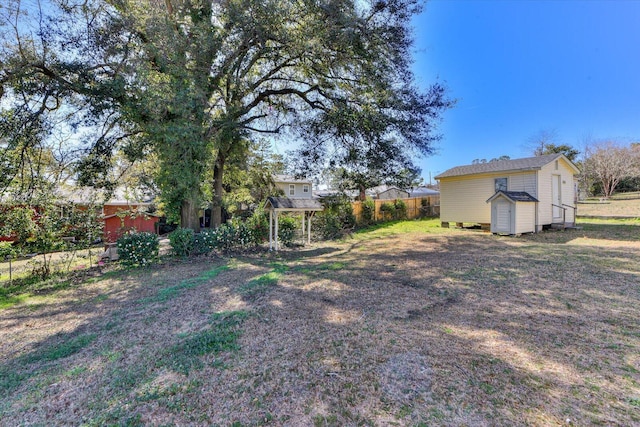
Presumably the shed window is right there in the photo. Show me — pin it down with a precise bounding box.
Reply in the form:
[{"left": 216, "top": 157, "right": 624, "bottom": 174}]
[
  {"left": 289, "top": 184, "right": 295, "bottom": 196},
  {"left": 555, "top": 160, "right": 559, "bottom": 170},
  {"left": 495, "top": 177, "right": 507, "bottom": 192},
  {"left": 303, "top": 184, "right": 309, "bottom": 193}
]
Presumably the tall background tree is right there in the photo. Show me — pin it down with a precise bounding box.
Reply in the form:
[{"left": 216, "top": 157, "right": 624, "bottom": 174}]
[
  {"left": 582, "top": 141, "right": 639, "bottom": 198},
  {"left": 527, "top": 129, "right": 580, "bottom": 162},
  {"left": 1, "top": 0, "right": 452, "bottom": 229}
]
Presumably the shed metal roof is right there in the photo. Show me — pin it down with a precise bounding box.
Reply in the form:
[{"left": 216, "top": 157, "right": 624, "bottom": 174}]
[
  {"left": 264, "top": 197, "right": 324, "bottom": 211},
  {"left": 486, "top": 191, "right": 539, "bottom": 204},
  {"left": 435, "top": 153, "right": 575, "bottom": 179}
]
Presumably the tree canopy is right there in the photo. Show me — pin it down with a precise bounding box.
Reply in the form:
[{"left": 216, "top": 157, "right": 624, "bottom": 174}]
[
  {"left": 583, "top": 141, "right": 639, "bottom": 198},
  {"left": 1, "top": 0, "right": 452, "bottom": 229}
]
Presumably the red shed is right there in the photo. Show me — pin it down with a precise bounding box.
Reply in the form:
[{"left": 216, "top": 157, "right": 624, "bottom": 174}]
[{"left": 103, "top": 203, "right": 160, "bottom": 242}]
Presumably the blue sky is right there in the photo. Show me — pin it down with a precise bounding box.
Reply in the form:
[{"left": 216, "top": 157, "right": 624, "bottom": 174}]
[{"left": 411, "top": 0, "right": 640, "bottom": 182}]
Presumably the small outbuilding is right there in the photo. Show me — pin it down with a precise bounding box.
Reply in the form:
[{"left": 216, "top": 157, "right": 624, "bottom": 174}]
[
  {"left": 486, "top": 191, "right": 539, "bottom": 235},
  {"left": 436, "top": 154, "right": 580, "bottom": 233},
  {"left": 264, "top": 197, "right": 324, "bottom": 251}
]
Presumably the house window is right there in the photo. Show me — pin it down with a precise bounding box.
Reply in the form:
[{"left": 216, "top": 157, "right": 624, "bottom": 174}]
[
  {"left": 495, "top": 177, "right": 507, "bottom": 192},
  {"left": 555, "top": 160, "right": 559, "bottom": 170},
  {"left": 303, "top": 184, "right": 309, "bottom": 193},
  {"left": 289, "top": 184, "right": 295, "bottom": 196}
]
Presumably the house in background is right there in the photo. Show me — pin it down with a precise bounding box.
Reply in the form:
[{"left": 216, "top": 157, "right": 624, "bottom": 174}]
[
  {"left": 367, "top": 185, "right": 410, "bottom": 200},
  {"left": 435, "top": 154, "right": 580, "bottom": 234},
  {"left": 273, "top": 174, "right": 313, "bottom": 199},
  {"left": 408, "top": 186, "right": 440, "bottom": 198},
  {"left": 59, "top": 186, "right": 160, "bottom": 242},
  {"left": 103, "top": 196, "right": 160, "bottom": 242},
  {"left": 268, "top": 175, "right": 322, "bottom": 251}
]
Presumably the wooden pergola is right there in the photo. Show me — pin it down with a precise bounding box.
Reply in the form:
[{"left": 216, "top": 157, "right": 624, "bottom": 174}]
[{"left": 264, "top": 197, "right": 324, "bottom": 251}]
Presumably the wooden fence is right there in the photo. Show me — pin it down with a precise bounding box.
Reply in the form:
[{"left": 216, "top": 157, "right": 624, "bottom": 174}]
[{"left": 351, "top": 196, "right": 440, "bottom": 224}]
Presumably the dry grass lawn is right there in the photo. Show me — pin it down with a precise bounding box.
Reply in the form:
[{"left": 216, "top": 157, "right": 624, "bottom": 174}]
[
  {"left": 578, "top": 193, "right": 640, "bottom": 218},
  {"left": 1, "top": 219, "right": 639, "bottom": 426}
]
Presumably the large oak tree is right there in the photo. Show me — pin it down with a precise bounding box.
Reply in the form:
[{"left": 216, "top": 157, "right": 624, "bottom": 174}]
[{"left": 1, "top": 0, "right": 451, "bottom": 229}]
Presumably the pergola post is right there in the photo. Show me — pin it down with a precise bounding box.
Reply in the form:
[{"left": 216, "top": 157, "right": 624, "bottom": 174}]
[
  {"left": 301, "top": 212, "right": 305, "bottom": 245},
  {"left": 307, "top": 212, "right": 312, "bottom": 244},
  {"left": 269, "top": 209, "right": 273, "bottom": 250},
  {"left": 274, "top": 211, "right": 279, "bottom": 251}
]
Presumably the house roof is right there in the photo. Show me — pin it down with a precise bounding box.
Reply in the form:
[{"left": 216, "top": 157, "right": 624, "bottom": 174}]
[
  {"left": 55, "top": 185, "right": 156, "bottom": 205},
  {"left": 273, "top": 174, "right": 312, "bottom": 184},
  {"left": 486, "top": 190, "right": 539, "bottom": 204},
  {"left": 368, "top": 185, "right": 409, "bottom": 195},
  {"left": 408, "top": 187, "right": 440, "bottom": 197},
  {"left": 435, "top": 153, "right": 578, "bottom": 179},
  {"left": 264, "top": 197, "right": 324, "bottom": 211}
]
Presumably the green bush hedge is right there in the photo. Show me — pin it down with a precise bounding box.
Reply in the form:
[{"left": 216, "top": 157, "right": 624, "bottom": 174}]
[
  {"left": 117, "top": 232, "right": 159, "bottom": 266},
  {"left": 361, "top": 198, "right": 375, "bottom": 224},
  {"left": 277, "top": 216, "right": 297, "bottom": 247},
  {"left": 394, "top": 199, "right": 407, "bottom": 219},
  {"left": 180, "top": 209, "right": 270, "bottom": 256},
  {"left": 169, "top": 228, "right": 194, "bottom": 257},
  {"left": 193, "top": 229, "right": 217, "bottom": 255}
]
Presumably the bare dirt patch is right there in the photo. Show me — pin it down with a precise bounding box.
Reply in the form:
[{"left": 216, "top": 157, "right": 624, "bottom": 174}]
[{"left": 1, "top": 220, "right": 639, "bottom": 426}]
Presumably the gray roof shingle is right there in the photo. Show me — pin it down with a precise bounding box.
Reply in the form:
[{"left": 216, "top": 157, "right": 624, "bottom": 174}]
[
  {"left": 435, "top": 154, "right": 565, "bottom": 179},
  {"left": 487, "top": 191, "right": 539, "bottom": 203},
  {"left": 265, "top": 197, "right": 324, "bottom": 211}
]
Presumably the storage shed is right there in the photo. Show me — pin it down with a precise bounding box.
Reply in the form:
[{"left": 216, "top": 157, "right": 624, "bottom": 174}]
[
  {"left": 486, "top": 191, "right": 539, "bottom": 235},
  {"left": 436, "top": 154, "right": 580, "bottom": 233}
]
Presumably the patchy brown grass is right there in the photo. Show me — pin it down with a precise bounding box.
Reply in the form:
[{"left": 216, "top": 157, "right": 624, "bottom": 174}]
[
  {"left": 1, "top": 219, "right": 639, "bottom": 426},
  {"left": 578, "top": 193, "right": 640, "bottom": 218}
]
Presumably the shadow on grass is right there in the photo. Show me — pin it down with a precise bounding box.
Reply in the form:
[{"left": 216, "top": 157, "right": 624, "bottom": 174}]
[{"left": 1, "top": 222, "right": 639, "bottom": 425}]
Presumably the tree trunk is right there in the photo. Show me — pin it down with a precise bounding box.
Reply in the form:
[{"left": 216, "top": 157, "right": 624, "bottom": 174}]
[
  {"left": 358, "top": 184, "right": 366, "bottom": 201},
  {"left": 211, "top": 154, "right": 225, "bottom": 228},
  {"left": 181, "top": 195, "right": 201, "bottom": 231}
]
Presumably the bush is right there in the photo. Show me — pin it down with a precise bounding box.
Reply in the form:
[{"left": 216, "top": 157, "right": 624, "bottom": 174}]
[
  {"left": 193, "top": 229, "right": 217, "bottom": 255},
  {"left": 312, "top": 211, "right": 344, "bottom": 240},
  {"left": 0, "top": 241, "right": 17, "bottom": 259},
  {"left": 169, "top": 228, "right": 194, "bottom": 257},
  {"left": 246, "top": 208, "right": 269, "bottom": 245},
  {"left": 394, "top": 199, "right": 407, "bottom": 219},
  {"left": 277, "top": 216, "right": 297, "bottom": 247},
  {"left": 380, "top": 202, "right": 396, "bottom": 220},
  {"left": 361, "top": 198, "right": 375, "bottom": 225},
  {"left": 117, "top": 232, "right": 159, "bottom": 267},
  {"left": 213, "top": 223, "right": 237, "bottom": 251}
]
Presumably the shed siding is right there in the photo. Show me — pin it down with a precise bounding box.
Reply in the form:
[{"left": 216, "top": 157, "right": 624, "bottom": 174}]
[
  {"left": 440, "top": 176, "right": 493, "bottom": 223},
  {"left": 515, "top": 203, "right": 536, "bottom": 234},
  {"left": 440, "top": 171, "right": 536, "bottom": 224},
  {"left": 508, "top": 173, "right": 537, "bottom": 196},
  {"left": 538, "top": 158, "right": 576, "bottom": 225}
]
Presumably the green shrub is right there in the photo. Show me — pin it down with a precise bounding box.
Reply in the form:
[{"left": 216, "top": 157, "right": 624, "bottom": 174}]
[
  {"left": 213, "top": 223, "right": 236, "bottom": 251},
  {"left": 0, "top": 242, "right": 17, "bottom": 260},
  {"left": 246, "top": 208, "right": 269, "bottom": 245},
  {"left": 380, "top": 202, "right": 396, "bottom": 220},
  {"left": 361, "top": 198, "right": 375, "bottom": 225},
  {"left": 233, "top": 219, "right": 255, "bottom": 248},
  {"left": 394, "top": 199, "right": 407, "bottom": 219},
  {"left": 312, "top": 211, "right": 343, "bottom": 240},
  {"left": 193, "top": 229, "right": 217, "bottom": 255},
  {"left": 116, "top": 232, "right": 159, "bottom": 267},
  {"left": 277, "top": 216, "right": 297, "bottom": 247},
  {"left": 169, "top": 228, "right": 194, "bottom": 257},
  {"left": 335, "top": 200, "right": 356, "bottom": 229}
]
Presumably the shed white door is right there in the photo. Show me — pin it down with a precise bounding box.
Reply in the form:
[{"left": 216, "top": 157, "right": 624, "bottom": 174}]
[
  {"left": 493, "top": 199, "right": 512, "bottom": 233},
  {"left": 552, "top": 175, "right": 562, "bottom": 221}
]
